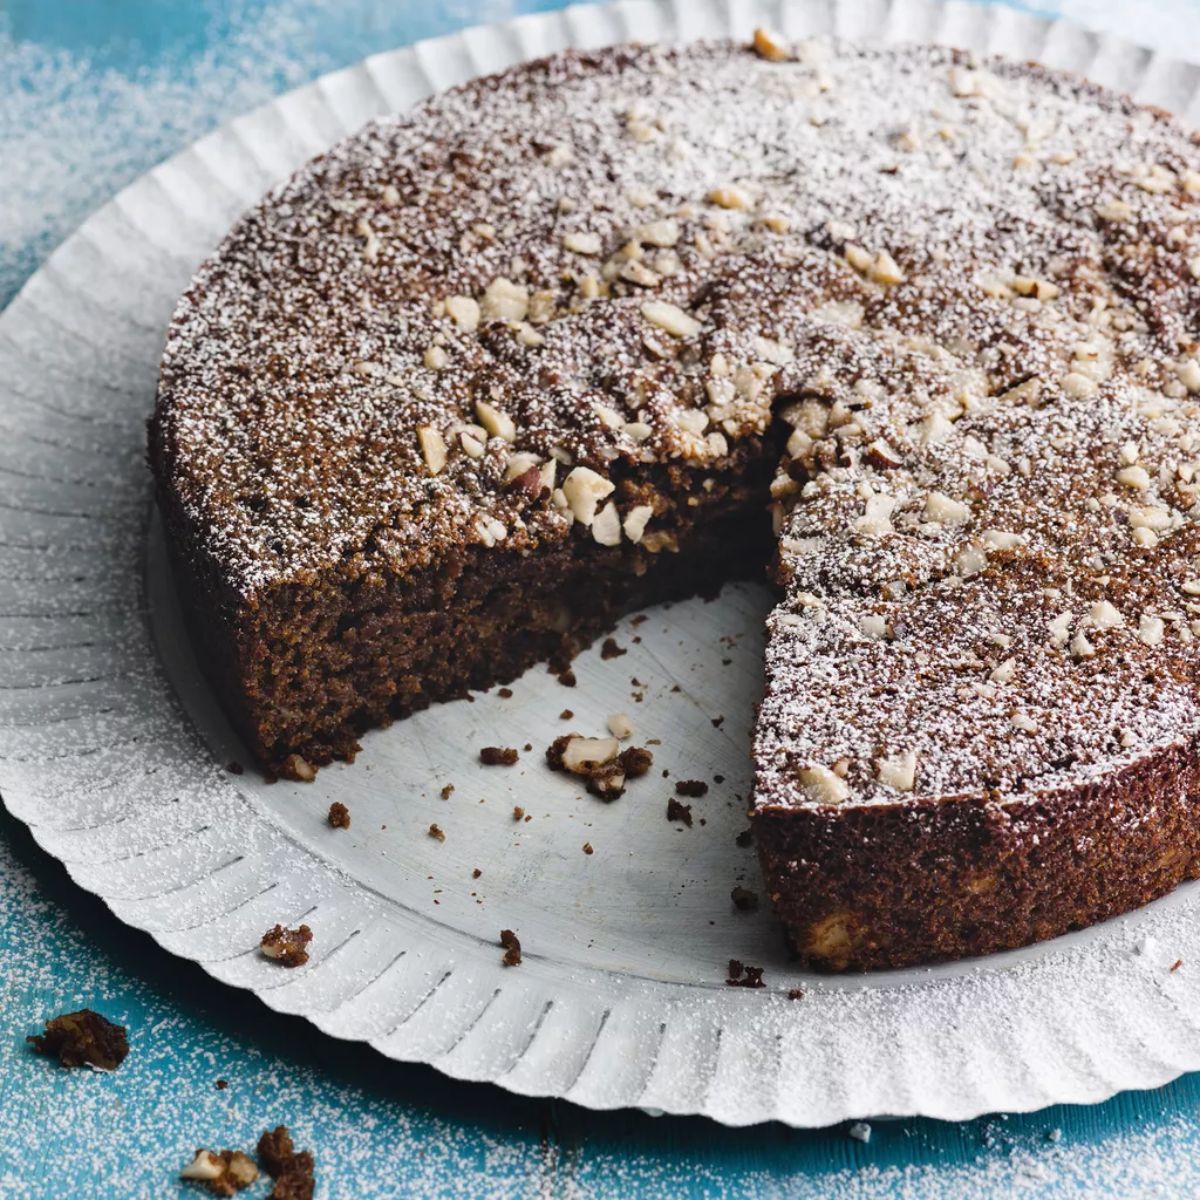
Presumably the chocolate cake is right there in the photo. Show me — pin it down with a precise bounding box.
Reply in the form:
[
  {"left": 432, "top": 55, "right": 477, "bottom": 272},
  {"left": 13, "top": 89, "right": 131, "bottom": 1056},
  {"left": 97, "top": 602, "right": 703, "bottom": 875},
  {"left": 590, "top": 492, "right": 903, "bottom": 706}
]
[{"left": 149, "top": 33, "right": 1200, "bottom": 970}]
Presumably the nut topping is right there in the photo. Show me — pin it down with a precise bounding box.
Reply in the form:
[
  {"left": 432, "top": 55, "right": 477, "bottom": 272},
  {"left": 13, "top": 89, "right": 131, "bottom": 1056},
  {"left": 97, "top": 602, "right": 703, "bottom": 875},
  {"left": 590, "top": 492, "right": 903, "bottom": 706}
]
[
  {"left": 875, "top": 751, "right": 917, "bottom": 792},
  {"left": 563, "top": 230, "right": 602, "bottom": 255},
  {"left": 444, "top": 294, "right": 480, "bottom": 331},
  {"left": 640, "top": 299, "right": 701, "bottom": 338},
  {"left": 797, "top": 765, "right": 850, "bottom": 805},
  {"left": 752, "top": 27, "right": 791, "bottom": 62},
  {"left": 561, "top": 466, "right": 615, "bottom": 526},
  {"left": 480, "top": 277, "right": 529, "bottom": 322},
  {"left": 475, "top": 399, "right": 517, "bottom": 443},
  {"left": 417, "top": 426, "right": 447, "bottom": 475}
]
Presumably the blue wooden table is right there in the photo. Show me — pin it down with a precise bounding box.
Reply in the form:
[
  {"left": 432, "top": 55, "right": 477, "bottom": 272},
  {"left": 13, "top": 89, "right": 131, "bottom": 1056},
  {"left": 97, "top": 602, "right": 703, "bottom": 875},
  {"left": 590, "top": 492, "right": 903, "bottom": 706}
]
[{"left": 4, "top": 2, "right": 1200, "bottom": 1195}]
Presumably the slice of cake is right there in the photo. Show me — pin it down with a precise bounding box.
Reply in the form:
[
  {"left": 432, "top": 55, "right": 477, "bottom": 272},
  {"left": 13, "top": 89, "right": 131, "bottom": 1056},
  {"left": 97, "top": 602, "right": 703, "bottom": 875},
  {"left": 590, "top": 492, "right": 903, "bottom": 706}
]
[{"left": 150, "top": 34, "right": 1200, "bottom": 969}]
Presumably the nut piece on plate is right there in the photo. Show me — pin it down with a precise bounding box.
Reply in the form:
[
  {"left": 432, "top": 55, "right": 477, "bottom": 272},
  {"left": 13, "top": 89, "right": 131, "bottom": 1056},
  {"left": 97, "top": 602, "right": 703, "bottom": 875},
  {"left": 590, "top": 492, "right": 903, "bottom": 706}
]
[
  {"left": 563, "top": 736, "right": 619, "bottom": 771},
  {"left": 752, "top": 27, "right": 792, "bottom": 62},
  {"left": 607, "top": 712, "right": 634, "bottom": 739}
]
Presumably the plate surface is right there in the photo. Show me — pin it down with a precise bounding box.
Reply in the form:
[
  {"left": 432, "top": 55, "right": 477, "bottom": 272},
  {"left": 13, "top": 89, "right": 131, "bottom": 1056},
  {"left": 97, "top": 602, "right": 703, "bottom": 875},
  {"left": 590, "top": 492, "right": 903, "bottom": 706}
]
[{"left": 4, "top": 0, "right": 1200, "bottom": 1127}]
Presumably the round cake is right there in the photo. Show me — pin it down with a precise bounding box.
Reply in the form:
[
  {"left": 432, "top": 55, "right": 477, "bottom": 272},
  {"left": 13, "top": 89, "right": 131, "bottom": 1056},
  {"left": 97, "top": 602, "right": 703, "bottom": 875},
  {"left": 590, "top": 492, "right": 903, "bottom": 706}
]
[{"left": 150, "top": 31, "right": 1200, "bottom": 970}]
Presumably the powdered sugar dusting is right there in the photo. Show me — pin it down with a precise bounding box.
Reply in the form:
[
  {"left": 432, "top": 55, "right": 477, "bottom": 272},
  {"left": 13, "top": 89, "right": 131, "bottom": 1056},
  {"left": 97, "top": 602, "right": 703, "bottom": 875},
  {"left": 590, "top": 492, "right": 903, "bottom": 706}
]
[{"left": 155, "top": 36, "right": 1200, "bottom": 812}]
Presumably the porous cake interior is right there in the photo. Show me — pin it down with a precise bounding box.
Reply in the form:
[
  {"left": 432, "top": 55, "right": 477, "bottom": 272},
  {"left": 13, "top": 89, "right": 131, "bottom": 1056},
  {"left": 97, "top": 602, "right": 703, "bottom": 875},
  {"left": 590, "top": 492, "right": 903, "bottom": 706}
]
[{"left": 167, "top": 450, "right": 780, "bottom": 777}]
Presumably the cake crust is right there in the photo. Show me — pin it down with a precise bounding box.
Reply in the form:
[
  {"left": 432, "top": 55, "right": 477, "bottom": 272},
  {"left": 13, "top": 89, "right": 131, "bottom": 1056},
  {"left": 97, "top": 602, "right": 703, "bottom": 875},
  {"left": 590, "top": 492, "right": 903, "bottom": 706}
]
[{"left": 150, "top": 35, "right": 1200, "bottom": 969}]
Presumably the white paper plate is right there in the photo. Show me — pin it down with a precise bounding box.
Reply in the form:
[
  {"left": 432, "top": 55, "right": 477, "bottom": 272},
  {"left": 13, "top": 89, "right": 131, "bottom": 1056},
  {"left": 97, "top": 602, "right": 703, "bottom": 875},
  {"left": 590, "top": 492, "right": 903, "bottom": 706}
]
[{"left": 5, "top": 0, "right": 1200, "bottom": 1128}]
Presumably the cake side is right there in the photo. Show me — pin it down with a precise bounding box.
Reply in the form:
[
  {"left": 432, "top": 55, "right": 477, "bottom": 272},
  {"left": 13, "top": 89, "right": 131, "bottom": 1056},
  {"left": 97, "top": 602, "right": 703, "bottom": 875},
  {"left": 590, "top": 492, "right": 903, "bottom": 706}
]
[{"left": 755, "top": 737, "right": 1200, "bottom": 971}]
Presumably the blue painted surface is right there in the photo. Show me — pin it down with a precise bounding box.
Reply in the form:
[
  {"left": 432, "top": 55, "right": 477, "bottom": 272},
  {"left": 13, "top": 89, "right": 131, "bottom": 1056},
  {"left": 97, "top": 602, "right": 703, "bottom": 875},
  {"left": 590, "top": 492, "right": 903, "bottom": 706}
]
[{"left": 3, "top": 1, "right": 1200, "bottom": 1195}]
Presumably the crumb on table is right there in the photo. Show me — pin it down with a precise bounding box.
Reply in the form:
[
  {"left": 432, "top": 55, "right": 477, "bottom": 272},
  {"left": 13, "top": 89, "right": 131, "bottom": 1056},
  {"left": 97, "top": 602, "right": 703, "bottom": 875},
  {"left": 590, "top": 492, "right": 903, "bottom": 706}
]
[
  {"left": 257, "top": 1126, "right": 315, "bottom": 1200},
  {"left": 26, "top": 1009, "right": 129, "bottom": 1070},
  {"left": 181, "top": 1148, "right": 259, "bottom": 1195}
]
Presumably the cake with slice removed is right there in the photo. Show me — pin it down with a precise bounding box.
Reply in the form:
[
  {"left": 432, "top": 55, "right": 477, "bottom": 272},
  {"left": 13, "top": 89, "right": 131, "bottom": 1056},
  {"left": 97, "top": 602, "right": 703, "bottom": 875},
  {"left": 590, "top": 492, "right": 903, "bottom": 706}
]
[{"left": 149, "top": 32, "right": 1200, "bottom": 969}]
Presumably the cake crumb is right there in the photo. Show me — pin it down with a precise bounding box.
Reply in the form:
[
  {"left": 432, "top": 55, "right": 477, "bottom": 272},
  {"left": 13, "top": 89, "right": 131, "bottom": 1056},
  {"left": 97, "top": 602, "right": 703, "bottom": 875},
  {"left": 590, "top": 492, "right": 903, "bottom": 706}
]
[
  {"left": 440, "top": 784, "right": 454, "bottom": 800},
  {"left": 498, "top": 687, "right": 514, "bottom": 698},
  {"left": 675, "top": 779, "right": 708, "bottom": 797},
  {"left": 500, "top": 929, "right": 522, "bottom": 966},
  {"left": 559, "top": 709, "right": 574, "bottom": 720},
  {"left": 327, "top": 802, "right": 350, "bottom": 829},
  {"left": 27, "top": 1009, "right": 129, "bottom": 1070},
  {"left": 557, "top": 668, "right": 577, "bottom": 687},
  {"left": 1171, "top": 958, "right": 1184, "bottom": 972},
  {"left": 472, "top": 868, "right": 482, "bottom": 879},
  {"left": 428, "top": 823, "right": 445, "bottom": 842},
  {"left": 735, "top": 828, "right": 754, "bottom": 848},
  {"left": 512, "top": 806, "right": 525, "bottom": 821},
  {"left": 226, "top": 761, "right": 244, "bottom": 775},
  {"left": 600, "top": 637, "right": 627, "bottom": 660},
  {"left": 731, "top": 886, "right": 759, "bottom": 912},
  {"left": 546, "top": 733, "right": 654, "bottom": 799},
  {"left": 726, "top": 960, "right": 765, "bottom": 988},
  {"left": 260, "top": 924, "right": 312, "bottom": 968},
  {"left": 666, "top": 798, "right": 693, "bottom": 826},
  {"left": 282, "top": 753, "right": 316, "bottom": 782},
  {"left": 582, "top": 842, "right": 594, "bottom": 855},
  {"left": 620, "top": 746, "right": 653, "bottom": 778},
  {"left": 787, "top": 988, "right": 805, "bottom": 1001},
  {"left": 257, "top": 1126, "right": 314, "bottom": 1200},
  {"left": 215, "top": 1079, "right": 229, "bottom": 1090},
  {"left": 480, "top": 746, "right": 519, "bottom": 766}
]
